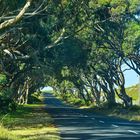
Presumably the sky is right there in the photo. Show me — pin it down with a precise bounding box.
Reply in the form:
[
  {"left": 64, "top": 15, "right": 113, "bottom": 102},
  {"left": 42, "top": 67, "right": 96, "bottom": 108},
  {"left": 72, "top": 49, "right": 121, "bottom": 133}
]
[
  {"left": 41, "top": 86, "right": 53, "bottom": 91},
  {"left": 124, "top": 69, "right": 139, "bottom": 87}
]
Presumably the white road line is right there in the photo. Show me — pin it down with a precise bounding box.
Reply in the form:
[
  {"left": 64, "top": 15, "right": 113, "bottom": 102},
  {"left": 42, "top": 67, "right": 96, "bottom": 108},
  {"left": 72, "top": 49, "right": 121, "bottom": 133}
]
[
  {"left": 128, "top": 130, "right": 139, "bottom": 135},
  {"left": 92, "top": 118, "right": 95, "bottom": 120},
  {"left": 84, "top": 115, "right": 88, "bottom": 117},
  {"left": 99, "top": 120, "right": 105, "bottom": 123},
  {"left": 112, "top": 124, "right": 119, "bottom": 128}
]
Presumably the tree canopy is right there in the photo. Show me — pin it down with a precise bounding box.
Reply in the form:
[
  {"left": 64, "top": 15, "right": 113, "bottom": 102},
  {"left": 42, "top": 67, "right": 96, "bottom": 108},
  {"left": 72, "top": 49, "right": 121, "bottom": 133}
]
[{"left": 0, "top": 0, "right": 140, "bottom": 109}]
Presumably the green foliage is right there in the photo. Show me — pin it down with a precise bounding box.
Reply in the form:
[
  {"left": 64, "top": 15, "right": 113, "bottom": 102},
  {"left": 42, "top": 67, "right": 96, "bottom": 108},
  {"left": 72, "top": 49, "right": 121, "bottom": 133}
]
[
  {"left": 99, "top": 101, "right": 120, "bottom": 109},
  {"left": 1, "top": 91, "right": 16, "bottom": 113},
  {"left": 55, "top": 92, "right": 86, "bottom": 107},
  {"left": 72, "top": 98, "right": 86, "bottom": 106},
  {"left": 128, "top": 0, "right": 140, "bottom": 13},
  {"left": 123, "top": 22, "right": 140, "bottom": 56},
  {"left": 0, "top": 74, "right": 7, "bottom": 85},
  {"left": 0, "top": 0, "right": 140, "bottom": 109},
  {"left": 89, "top": 0, "right": 110, "bottom": 8},
  {"left": 128, "top": 105, "right": 140, "bottom": 111},
  {"left": 28, "top": 92, "right": 41, "bottom": 104},
  {"left": 110, "top": 0, "right": 128, "bottom": 15},
  {"left": 0, "top": 96, "right": 17, "bottom": 113}
]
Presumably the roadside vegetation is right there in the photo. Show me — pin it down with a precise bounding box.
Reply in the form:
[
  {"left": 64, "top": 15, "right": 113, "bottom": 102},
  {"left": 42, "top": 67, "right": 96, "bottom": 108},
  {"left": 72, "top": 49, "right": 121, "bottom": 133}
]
[
  {"left": 126, "top": 84, "right": 140, "bottom": 102},
  {"left": 92, "top": 103, "right": 140, "bottom": 121},
  {"left": 1, "top": 1, "right": 140, "bottom": 137},
  {"left": 53, "top": 84, "right": 140, "bottom": 122},
  {"left": 56, "top": 92, "right": 140, "bottom": 122},
  {"left": 0, "top": 103, "right": 60, "bottom": 140}
]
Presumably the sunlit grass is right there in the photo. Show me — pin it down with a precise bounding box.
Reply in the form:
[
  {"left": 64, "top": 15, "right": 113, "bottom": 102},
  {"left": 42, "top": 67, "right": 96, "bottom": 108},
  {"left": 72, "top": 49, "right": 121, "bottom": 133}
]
[
  {"left": 0, "top": 104, "right": 60, "bottom": 140},
  {"left": 116, "top": 113, "right": 140, "bottom": 121},
  {"left": 111, "top": 105, "right": 140, "bottom": 121},
  {"left": 126, "top": 84, "right": 139, "bottom": 101},
  {"left": 0, "top": 125, "right": 19, "bottom": 140},
  {"left": 92, "top": 104, "right": 140, "bottom": 121}
]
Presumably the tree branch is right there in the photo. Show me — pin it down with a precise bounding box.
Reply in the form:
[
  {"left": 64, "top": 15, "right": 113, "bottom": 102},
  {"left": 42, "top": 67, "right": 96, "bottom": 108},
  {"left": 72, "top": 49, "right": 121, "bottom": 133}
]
[{"left": 0, "top": 0, "right": 32, "bottom": 30}]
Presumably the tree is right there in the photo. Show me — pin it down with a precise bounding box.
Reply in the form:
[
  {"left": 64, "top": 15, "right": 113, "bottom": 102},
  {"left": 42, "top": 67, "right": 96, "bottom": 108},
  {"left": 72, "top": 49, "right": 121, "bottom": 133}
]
[
  {"left": 0, "top": 0, "right": 140, "bottom": 108},
  {"left": 0, "top": 0, "right": 32, "bottom": 30}
]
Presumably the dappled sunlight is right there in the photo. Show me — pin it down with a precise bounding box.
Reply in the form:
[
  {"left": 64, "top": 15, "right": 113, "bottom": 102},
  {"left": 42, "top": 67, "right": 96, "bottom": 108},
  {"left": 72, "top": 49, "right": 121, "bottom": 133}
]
[
  {"left": 11, "top": 127, "right": 59, "bottom": 140},
  {"left": 1, "top": 0, "right": 140, "bottom": 139},
  {"left": 45, "top": 93, "right": 140, "bottom": 140},
  {"left": 0, "top": 104, "right": 60, "bottom": 140}
]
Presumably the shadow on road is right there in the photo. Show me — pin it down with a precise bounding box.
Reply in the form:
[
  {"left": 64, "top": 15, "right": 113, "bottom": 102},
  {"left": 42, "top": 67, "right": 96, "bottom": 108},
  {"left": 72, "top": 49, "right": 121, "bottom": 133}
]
[{"left": 44, "top": 93, "right": 140, "bottom": 140}]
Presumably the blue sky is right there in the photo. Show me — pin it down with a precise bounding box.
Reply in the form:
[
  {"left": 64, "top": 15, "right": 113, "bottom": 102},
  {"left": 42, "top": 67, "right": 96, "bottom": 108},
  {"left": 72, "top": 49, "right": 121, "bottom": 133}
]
[
  {"left": 124, "top": 69, "right": 139, "bottom": 87},
  {"left": 122, "top": 64, "right": 139, "bottom": 87}
]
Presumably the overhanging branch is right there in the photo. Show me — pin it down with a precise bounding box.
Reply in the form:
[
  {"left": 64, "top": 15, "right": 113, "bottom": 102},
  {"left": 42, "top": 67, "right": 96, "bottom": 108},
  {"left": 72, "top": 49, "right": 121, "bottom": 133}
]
[{"left": 0, "top": 0, "right": 32, "bottom": 30}]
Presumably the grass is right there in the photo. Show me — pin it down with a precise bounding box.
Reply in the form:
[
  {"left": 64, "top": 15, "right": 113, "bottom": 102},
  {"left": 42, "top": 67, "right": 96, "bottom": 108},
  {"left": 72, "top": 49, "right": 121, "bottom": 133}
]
[
  {"left": 0, "top": 104, "right": 60, "bottom": 140},
  {"left": 47, "top": 89, "right": 140, "bottom": 122},
  {"left": 126, "top": 84, "right": 139, "bottom": 101},
  {"left": 55, "top": 92, "right": 140, "bottom": 122},
  {"left": 0, "top": 125, "right": 19, "bottom": 140},
  {"left": 78, "top": 84, "right": 140, "bottom": 121},
  {"left": 91, "top": 103, "right": 140, "bottom": 122}
]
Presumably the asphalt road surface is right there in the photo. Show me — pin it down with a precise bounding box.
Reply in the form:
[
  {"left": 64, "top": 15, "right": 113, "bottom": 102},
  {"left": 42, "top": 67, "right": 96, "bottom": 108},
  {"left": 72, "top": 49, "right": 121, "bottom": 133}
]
[{"left": 44, "top": 93, "right": 140, "bottom": 140}]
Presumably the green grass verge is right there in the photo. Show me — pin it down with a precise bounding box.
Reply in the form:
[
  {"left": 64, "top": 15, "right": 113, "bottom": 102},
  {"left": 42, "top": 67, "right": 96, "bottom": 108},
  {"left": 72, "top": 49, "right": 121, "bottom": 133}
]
[
  {"left": 50, "top": 88, "right": 140, "bottom": 122},
  {"left": 0, "top": 104, "right": 60, "bottom": 140},
  {"left": 92, "top": 104, "right": 140, "bottom": 122}
]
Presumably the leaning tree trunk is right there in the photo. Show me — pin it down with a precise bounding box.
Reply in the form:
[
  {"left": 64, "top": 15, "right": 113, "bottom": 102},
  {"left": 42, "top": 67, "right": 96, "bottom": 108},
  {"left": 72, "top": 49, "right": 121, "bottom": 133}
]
[
  {"left": 17, "top": 78, "right": 30, "bottom": 104},
  {"left": 83, "top": 86, "right": 92, "bottom": 105},
  {"left": 108, "top": 81, "right": 116, "bottom": 106},
  {"left": 98, "top": 78, "right": 116, "bottom": 106},
  {"left": 118, "top": 85, "right": 132, "bottom": 107},
  {"left": 78, "top": 87, "right": 88, "bottom": 105},
  {"left": 116, "top": 59, "right": 133, "bottom": 107}
]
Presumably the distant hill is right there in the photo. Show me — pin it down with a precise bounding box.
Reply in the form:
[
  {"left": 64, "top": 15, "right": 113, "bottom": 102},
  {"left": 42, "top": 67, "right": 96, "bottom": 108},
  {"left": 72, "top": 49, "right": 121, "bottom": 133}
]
[{"left": 125, "top": 84, "right": 140, "bottom": 105}]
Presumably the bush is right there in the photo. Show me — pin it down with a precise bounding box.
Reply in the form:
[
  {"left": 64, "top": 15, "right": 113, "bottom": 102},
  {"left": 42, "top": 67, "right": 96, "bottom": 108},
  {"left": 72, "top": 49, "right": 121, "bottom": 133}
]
[
  {"left": 128, "top": 105, "right": 140, "bottom": 111},
  {"left": 28, "top": 94, "right": 41, "bottom": 104},
  {"left": 0, "top": 96, "right": 17, "bottom": 113},
  {"left": 74, "top": 99, "right": 85, "bottom": 106},
  {"left": 99, "top": 102, "right": 123, "bottom": 109},
  {"left": 0, "top": 74, "right": 7, "bottom": 85}
]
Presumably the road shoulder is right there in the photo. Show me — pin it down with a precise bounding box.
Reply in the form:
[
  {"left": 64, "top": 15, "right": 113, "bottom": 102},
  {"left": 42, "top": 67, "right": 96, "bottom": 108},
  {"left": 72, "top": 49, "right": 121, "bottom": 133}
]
[{"left": 0, "top": 104, "right": 60, "bottom": 140}]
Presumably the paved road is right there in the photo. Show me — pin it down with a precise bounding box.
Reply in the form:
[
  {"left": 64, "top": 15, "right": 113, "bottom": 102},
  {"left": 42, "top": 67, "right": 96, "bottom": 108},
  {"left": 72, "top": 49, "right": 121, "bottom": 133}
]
[{"left": 44, "top": 93, "right": 140, "bottom": 140}]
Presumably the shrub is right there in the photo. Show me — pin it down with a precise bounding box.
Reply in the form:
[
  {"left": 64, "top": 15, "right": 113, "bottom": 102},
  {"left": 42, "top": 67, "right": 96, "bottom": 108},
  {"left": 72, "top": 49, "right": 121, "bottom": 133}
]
[
  {"left": 0, "top": 96, "right": 17, "bottom": 113},
  {"left": 28, "top": 93, "right": 41, "bottom": 104},
  {"left": 128, "top": 105, "right": 140, "bottom": 111}
]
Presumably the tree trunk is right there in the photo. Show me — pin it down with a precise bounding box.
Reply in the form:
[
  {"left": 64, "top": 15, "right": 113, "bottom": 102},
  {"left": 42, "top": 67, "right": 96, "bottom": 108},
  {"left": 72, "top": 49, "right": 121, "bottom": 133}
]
[
  {"left": 119, "top": 85, "right": 132, "bottom": 107},
  {"left": 25, "top": 79, "right": 29, "bottom": 104}
]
